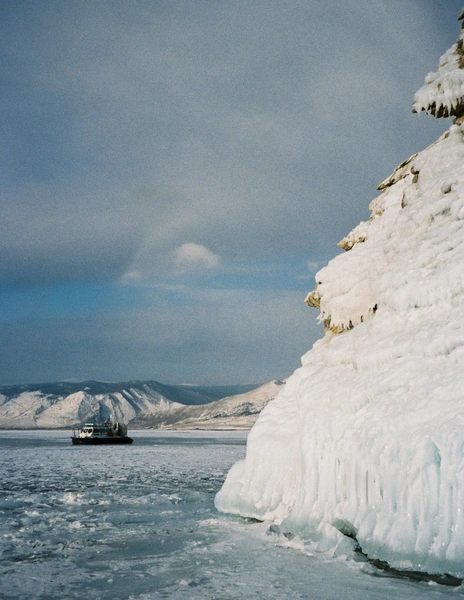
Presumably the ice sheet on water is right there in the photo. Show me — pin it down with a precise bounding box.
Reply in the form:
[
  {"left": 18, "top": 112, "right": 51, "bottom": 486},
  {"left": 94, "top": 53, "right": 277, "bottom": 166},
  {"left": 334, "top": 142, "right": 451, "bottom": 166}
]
[
  {"left": 1, "top": 430, "right": 462, "bottom": 599},
  {"left": 0, "top": 431, "right": 247, "bottom": 599}
]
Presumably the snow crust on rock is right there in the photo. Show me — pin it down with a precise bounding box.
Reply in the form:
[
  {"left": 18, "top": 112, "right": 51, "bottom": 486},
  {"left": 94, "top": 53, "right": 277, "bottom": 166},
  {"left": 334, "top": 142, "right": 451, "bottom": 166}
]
[
  {"left": 216, "top": 100, "right": 464, "bottom": 577},
  {"left": 413, "top": 18, "right": 464, "bottom": 119}
]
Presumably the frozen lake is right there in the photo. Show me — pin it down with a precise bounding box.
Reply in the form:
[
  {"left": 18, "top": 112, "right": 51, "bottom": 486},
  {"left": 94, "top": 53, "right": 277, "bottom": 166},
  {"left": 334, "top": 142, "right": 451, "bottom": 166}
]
[{"left": 0, "top": 430, "right": 462, "bottom": 600}]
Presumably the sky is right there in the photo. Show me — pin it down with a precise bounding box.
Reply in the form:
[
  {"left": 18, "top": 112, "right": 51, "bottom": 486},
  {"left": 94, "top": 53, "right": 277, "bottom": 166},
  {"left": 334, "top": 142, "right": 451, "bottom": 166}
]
[{"left": 0, "top": 0, "right": 463, "bottom": 386}]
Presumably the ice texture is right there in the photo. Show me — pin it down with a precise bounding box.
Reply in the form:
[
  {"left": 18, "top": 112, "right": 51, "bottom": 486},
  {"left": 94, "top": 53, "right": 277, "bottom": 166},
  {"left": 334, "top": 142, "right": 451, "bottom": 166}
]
[
  {"left": 216, "top": 84, "right": 464, "bottom": 578},
  {"left": 3, "top": 431, "right": 454, "bottom": 599},
  {"left": 413, "top": 19, "right": 464, "bottom": 119}
]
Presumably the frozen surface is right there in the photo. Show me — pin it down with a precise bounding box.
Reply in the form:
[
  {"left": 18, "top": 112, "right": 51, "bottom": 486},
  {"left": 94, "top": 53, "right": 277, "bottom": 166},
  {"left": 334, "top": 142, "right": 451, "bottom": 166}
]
[
  {"left": 216, "top": 100, "right": 464, "bottom": 577},
  {"left": 1, "top": 431, "right": 461, "bottom": 599}
]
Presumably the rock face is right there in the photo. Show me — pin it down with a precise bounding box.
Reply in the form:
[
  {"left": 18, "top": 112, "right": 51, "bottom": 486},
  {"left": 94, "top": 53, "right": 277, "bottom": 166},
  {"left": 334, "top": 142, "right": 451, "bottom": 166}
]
[{"left": 216, "top": 12, "right": 464, "bottom": 579}]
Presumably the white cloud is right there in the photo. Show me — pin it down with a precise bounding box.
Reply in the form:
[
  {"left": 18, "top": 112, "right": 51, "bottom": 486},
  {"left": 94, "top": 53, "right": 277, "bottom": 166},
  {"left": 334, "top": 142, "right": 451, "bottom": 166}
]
[
  {"left": 120, "top": 269, "right": 143, "bottom": 284},
  {"left": 307, "top": 261, "right": 320, "bottom": 273},
  {"left": 174, "top": 243, "right": 220, "bottom": 272},
  {"left": 0, "top": 0, "right": 452, "bottom": 288},
  {"left": 0, "top": 0, "right": 460, "bottom": 384}
]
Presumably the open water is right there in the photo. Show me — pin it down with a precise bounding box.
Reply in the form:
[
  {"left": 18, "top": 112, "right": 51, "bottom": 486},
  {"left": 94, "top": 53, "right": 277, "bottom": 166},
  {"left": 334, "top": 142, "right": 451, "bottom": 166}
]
[{"left": 0, "top": 430, "right": 462, "bottom": 600}]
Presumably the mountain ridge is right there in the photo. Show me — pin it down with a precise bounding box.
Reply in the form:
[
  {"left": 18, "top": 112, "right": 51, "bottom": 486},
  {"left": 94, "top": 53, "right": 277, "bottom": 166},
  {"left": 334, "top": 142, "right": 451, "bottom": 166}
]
[
  {"left": 131, "top": 379, "right": 286, "bottom": 430},
  {"left": 0, "top": 379, "right": 282, "bottom": 430},
  {"left": 0, "top": 380, "right": 259, "bottom": 405}
]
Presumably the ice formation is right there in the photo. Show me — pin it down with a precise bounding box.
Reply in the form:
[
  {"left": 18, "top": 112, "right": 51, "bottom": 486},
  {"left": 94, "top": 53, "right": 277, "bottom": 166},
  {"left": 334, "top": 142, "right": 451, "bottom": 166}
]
[
  {"left": 413, "top": 9, "right": 464, "bottom": 119},
  {"left": 216, "top": 12, "right": 464, "bottom": 579}
]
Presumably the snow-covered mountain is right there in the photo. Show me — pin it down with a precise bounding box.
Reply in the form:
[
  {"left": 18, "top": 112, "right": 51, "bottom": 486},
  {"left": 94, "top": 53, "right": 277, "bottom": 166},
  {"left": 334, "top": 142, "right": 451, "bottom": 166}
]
[
  {"left": 131, "top": 379, "right": 285, "bottom": 430},
  {"left": 0, "top": 380, "right": 262, "bottom": 429},
  {"left": 216, "top": 12, "right": 464, "bottom": 581}
]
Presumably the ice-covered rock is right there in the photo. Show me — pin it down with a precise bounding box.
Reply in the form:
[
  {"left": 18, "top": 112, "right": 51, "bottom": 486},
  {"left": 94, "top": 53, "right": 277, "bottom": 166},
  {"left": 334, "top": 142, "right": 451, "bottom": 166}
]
[
  {"left": 413, "top": 10, "right": 464, "bottom": 119},
  {"left": 216, "top": 11, "right": 464, "bottom": 579}
]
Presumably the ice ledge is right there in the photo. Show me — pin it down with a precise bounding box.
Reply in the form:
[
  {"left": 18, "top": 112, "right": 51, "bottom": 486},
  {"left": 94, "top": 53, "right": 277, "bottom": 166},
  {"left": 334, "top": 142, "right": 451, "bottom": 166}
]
[{"left": 412, "top": 12, "right": 464, "bottom": 119}]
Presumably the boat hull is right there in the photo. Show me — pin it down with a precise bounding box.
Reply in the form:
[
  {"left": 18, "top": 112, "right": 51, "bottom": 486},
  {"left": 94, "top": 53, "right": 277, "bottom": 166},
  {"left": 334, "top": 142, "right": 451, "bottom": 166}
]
[{"left": 71, "top": 436, "right": 133, "bottom": 445}]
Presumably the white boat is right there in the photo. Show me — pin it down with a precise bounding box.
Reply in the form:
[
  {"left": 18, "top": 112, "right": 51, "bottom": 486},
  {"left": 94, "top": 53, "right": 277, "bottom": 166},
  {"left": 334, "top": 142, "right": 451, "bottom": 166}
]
[{"left": 71, "top": 420, "right": 133, "bottom": 445}]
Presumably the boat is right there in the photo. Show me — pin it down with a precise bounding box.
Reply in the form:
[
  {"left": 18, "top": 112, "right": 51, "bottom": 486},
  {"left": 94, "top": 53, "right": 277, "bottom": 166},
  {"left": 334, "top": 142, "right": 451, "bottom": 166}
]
[{"left": 71, "top": 420, "right": 134, "bottom": 445}]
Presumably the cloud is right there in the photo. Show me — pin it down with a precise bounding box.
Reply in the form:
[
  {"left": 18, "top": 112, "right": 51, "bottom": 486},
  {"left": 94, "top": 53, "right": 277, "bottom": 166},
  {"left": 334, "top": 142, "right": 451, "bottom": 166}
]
[
  {"left": 0, "top": 0, "right": 462, "bottom": 384},
  {"left": 174, "top": 243, "right": 220, "bottom": 272},
  {"left": 0, "top": 0, "right": 453, "bottom": 290}
]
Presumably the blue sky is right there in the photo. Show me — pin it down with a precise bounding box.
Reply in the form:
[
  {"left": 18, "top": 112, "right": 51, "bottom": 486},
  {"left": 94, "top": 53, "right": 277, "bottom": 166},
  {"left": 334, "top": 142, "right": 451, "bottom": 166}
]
[{"left": 1, "top": 0, "right": 463, "bottom": 385}]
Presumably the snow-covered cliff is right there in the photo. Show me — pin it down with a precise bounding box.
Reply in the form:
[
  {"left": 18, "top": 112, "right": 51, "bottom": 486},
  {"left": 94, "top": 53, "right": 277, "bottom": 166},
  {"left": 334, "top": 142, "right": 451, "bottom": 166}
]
[
  {"left": 0, "top": 380, "right": 275, "bottom": 430},
  {"left": 216, "top": 12, "right": 464, "bottom": 580},
  {"left": 132, "top": 379, "right": 285, "bottom": 430}
]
